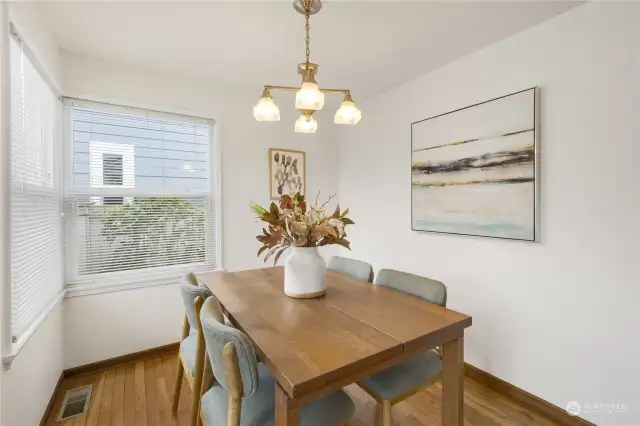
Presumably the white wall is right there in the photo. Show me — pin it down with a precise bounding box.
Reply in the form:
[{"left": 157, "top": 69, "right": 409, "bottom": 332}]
[
  {"left": 8, "top": 2, "right": 61, "bottom": 92},
  {"left": 2, "top": 3, "right": 64, "bottom": 426},
  {"left": 336, "top": 3, "right": 639, "bottom": 425},
  {"left": 3, "top": 304, "right": 64, "bottom": 426},
  {"left": 61, "top": 52, "right": 339, "bottom": 368},
  {"left": 0, "top": 4, "right": 7, "bottom": 423}
]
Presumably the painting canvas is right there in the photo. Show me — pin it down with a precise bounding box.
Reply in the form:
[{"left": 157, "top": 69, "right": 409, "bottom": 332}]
[
  {"left": 269, "top": 148, "right": 306, "bottom": 200},
  {"left": 411, "top": 88, "right": 538, "bottom": 241}
]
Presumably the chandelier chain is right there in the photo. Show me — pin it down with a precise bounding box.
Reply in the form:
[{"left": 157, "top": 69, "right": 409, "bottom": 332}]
[{"left": 305, "top": 11, "right": 310, "bottom": 64}]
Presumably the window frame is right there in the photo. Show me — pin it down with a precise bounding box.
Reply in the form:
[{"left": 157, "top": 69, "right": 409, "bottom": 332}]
[
  {"left": 3, "top": 18, "right": 65, "bottom": 368},
  {"left": 62, "top": 98, "right": 222, "bottom": 297}
]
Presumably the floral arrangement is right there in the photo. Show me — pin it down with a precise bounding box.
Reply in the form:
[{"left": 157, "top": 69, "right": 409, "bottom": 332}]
[{"left": 250, "top": 192, "right": 354, "bottom": 265}]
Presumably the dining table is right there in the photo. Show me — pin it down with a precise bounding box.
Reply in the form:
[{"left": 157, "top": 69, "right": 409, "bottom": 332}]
[{"left": 199, "top": 266, "right": 472, "bottom": 426}]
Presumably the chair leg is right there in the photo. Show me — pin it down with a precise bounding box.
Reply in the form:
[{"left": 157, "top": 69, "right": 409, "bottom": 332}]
[
  {"left": 196, "top": 404, "right": 203, "bottom": 426},
  {"left": 381, "top": 400, "right": 392, "bottom": 426},
  {"left": 172, "top": 357, "right": 184, "bottom": 414},
  {"left": 189, "top": 376, "right": 203, "bottom": 426}
]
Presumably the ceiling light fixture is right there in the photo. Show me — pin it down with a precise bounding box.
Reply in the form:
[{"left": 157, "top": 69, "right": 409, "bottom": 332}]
[{"left": 253, "top": 0, "right": 361, "bottom": 133}]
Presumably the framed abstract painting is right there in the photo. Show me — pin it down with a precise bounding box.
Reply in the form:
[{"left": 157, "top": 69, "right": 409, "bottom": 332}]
[
  {"left": 411, "top": 88, "right": 539, "bottom": 241},
  {"left": 269, "top": 148, "right": 306, "bottom": 200}
]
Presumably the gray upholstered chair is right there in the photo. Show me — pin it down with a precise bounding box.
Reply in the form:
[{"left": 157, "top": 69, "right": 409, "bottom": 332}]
[
  {"left": 172, "top": 272, "right": 212, "bottom": 426},
  {"left": 326, "top": 256, "right": 374, "bottom": 282},
  {"left": 198, "top": 296, "right": 356, "bottom": 426},
  {"left": 358, "top": 269, "right": 447, "bottom": 426}
]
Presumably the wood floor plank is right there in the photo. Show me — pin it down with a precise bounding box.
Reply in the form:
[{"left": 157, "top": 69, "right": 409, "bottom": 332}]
[
  {"left": 153, "top": 356, "right": 172, "bottom": 426},
  {"left": 459, "top": 381, "right": 524, "bottom": 426},
  {"left": 97, "top": 369, "right": 116, "bottom": 426},
  {"left": 173, "top": 354, "right": 192, "bottom": 426},
  {"left": 161, "top": 355, "right": 177, "bottom": 425},
  {"left": 111, "top": 366, "right": 126, "bottom": 426},
  {"left": 72, "top": 373, "right": 100, "bottom": 426},
  {"left": 399, "top": 387, "right": 444, "bottom": 425},
  {"left": 161, "top": 354, "right": 176, "bottom": 402},
  {"left": 425, "top": 378, "right": 514, "bottom": 426},
  {"left": 46, "top": 376, "right": 72, "bottom": 426},
  {"left": 123, "top": 364, "right": 136, "bottom": 426},
  {"left": 465, "top": 378, "right": 560, "bottom": 426},
  {"left": 86, "top": 372, "right": 106, "bottom": 426},
  {"left": 46, "top": 351, "right": 564, "bottom": 426},
  {"left": 58, "top": 377, "right": 83, "bottom": 426},
  {"left": 134, "top": 361, "right": 148, "bottom": 426},
  {"left": 144, "top": 358, "right": 160, "bottom": 426}
]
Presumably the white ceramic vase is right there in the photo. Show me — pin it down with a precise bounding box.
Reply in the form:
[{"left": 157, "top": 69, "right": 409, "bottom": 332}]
[{"left": 284, "top": 247, "right": 327, "bottom": 298}]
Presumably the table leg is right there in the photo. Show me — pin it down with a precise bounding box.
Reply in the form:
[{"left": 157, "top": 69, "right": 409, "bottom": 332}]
[
  {"left": 442, "top": 335, "right": 464, "bottom": 426},
  {"left": 275, "top": 383, "right": 300, "bottom": 426}
]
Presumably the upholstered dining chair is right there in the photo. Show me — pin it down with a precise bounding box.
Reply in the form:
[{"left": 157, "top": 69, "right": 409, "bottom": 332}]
[
  {"left": 327, "top": 256, "right": 374, "bottom": 282},
  {"left": 172, "top": 272, "right": 211, "bottom": 426},
  {"left": 197, "top": 296, "right": 356, "bottom": 426},
  {"left": 358, "top": 269, "right": 447, "bottom": 426}
]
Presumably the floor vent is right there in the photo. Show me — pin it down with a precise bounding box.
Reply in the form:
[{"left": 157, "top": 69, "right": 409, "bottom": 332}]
[{"left": 57, "top": 384, "right": 92, "bottom": 422}]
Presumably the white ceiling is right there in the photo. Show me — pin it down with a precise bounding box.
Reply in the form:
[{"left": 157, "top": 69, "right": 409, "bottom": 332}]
[{"left": 39, "top": 1, "right": 580, "bottom": 98}]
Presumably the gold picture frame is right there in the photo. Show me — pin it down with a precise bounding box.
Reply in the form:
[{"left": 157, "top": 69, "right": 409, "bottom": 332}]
[{"left": 269, "top": 148, "right": 306, "bottom": 200}]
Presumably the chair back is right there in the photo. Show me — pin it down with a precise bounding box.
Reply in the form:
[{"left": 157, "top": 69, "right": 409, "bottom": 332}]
[
  {"left": 180, "top": 272, "right": 212, "bottom": 333},
  {"left": 327, "top": 256, "right": 374, "bottom": 282},
  {"left": 374, "top": 269, "right": 447, "bottom": 306},
  {"left": 200, "top": 297, "right": 260, "bottom": 397}
]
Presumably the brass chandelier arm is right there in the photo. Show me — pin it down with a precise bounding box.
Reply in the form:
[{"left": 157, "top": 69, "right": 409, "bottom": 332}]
[
  {"left": 264, "top": 85, "right": 298, "bottom": 92},
  {"left": 265, "top": 85, "right": 350, "bottom": 95},
  {"left": 319, "top": 88, "right": 351, "bottom": 95}
]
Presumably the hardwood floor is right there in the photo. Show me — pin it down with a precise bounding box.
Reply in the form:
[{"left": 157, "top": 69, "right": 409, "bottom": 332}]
[{"left": 46, "top": 352, "right": 559, "bottom": 426}]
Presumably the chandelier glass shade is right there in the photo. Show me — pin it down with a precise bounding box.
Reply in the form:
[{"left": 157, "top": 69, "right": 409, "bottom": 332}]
[
  {"left": 253, "top": 89, "right": 281, "bottom": 122},
  {"left": 295, "top": 82, "right": 325, "bottom": 111},
  {"left": 294, "top": 113, "right": 318, "bottom": 133},
  {"left": 334, "top": 93, "right": 362, "bottom": 125},
  {"left": 253, "top": 0, "right": 361, "bottom": 133}
]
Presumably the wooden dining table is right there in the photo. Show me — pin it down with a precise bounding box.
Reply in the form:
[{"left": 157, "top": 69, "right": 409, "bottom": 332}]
[{"left": 199, "top": 267, "right": 472, "bottom": 426}]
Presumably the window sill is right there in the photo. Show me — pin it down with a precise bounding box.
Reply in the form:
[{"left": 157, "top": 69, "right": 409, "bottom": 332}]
[
  {"left": 3, "top": 290, "right": 66, "bottom": 370},
  {"left": 65, "top": 268, "right": 225, "bottom": 298}
]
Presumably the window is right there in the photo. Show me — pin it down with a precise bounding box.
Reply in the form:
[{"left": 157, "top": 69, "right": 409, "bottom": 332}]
[
  {"left": 63, "top": 99, "right": 218, "bottom": 295},
  {"left": 102, "top": 153, "right": 124, "bottom": 204},
  {"left": 9, "top": 26, "right": 64, "bottom": 346},
  {"left": 102, "top": 154, "right": 123, "bottom": 185},
  {"left": 88, "top": 141, "right": 134, "bottom": 205}
]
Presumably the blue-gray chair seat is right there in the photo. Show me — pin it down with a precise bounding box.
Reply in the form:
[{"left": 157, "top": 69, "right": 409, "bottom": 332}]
[
  {"left": 201, "top": 362, "right": 274, "bottom": 426},
  {"left": 201, "top": 363, "right": 355, "bottom": 426},
  {"left": 359, "top": 350, "right": 442, "bottom": 401},
  {"left": 180, "top": 317, "right": 234, "bottom": 376},
  {"left": 179, "top": 333, "right": 198, "bottom": 375},
  {"left": 374, "top": 269, "right": 446, "bottom": 306},
  {"left": 327, "top": 256, "right": 373, "bottom": 282},
  {"left": 181, "top": 273, "right": 212, "bottom": 335}
]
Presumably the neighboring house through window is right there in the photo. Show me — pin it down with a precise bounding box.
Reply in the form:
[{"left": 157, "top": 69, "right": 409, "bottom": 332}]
[
  {"left": 88, "top": 141, "right": 134, "bottom": 205},
  {"left": 102, "top": 153, "right": 124, "bottom": 204},
  {"left": 64, "top": 100, "right": 217, "bottom": 295}
]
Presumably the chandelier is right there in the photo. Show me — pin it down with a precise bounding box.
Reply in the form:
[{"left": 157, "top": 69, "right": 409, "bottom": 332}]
[{"left": 252, "top": 0, "right": 362, "bottom": 133}]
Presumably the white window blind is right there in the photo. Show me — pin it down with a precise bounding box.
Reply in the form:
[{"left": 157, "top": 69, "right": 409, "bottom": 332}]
[
  {"left": 64, "top": 99, "right": 217, "bottom": 295},
  {"left": 10, "top": 29, "right": 64, "bottom": 342}
]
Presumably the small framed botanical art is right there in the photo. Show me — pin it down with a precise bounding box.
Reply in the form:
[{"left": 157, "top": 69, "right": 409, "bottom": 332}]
[{"left": 269, "top": 148, "right": 306, "bottom": 200}]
